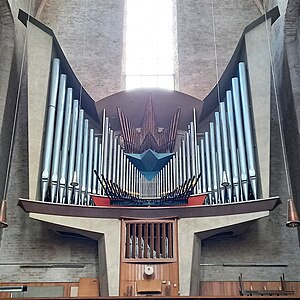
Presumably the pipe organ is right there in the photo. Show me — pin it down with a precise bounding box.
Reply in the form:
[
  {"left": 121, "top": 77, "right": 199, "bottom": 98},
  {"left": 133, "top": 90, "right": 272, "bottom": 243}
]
[
  {"left": 41, "top": 57, "right": 257, "bottom": 206},
  {"left": 16, "top": 9, "right": 283, "bottom": 298}
]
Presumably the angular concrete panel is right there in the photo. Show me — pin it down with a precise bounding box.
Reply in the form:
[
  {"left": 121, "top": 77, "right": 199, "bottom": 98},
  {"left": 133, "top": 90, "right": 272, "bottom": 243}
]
[
  {"left": 245, "top": 20, "right": 271, "bottom": 198},
  {"left": 27, "top": 22, "right": 53, "bottom": 200},
  {"left": 29, "top": 213, "right": 120, "bottom": 296}
]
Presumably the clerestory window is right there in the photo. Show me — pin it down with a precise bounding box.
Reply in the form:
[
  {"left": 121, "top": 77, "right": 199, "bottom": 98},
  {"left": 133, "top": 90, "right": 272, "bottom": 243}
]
[{"left": 125, "top": 0, "right": 175, "bottom": 90}]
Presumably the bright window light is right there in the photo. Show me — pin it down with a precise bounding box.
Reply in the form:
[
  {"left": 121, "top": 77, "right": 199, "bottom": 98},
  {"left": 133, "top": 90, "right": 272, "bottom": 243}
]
[{"left": 125, "top": 0, "right": 174, "bottom": 90}]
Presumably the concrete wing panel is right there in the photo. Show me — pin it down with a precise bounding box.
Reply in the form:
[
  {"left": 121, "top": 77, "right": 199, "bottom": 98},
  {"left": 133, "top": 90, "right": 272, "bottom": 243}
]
[
  {"left": 27, "top": 22, "right": 53, "bottom": 200},
  {"left": 245, "top": 20, "right": 271, "bottom": 198}
]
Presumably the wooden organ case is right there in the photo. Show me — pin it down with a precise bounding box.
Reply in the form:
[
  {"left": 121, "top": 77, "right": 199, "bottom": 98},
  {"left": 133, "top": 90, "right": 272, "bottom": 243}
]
[{"left": 120, "top": 219, "right": 179, "bottom": 296}]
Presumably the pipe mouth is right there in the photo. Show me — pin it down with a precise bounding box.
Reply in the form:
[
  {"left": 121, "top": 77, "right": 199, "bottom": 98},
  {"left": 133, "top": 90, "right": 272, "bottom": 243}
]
[
  {"left": 286, "top": 220, "right": 300, "bottom": 228},
  {"left": 0, "top": 221, "right": 8, "bottom": 228}
]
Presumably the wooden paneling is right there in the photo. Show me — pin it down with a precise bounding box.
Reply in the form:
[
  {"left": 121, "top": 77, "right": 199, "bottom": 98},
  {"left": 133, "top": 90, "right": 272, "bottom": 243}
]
[
  {"left": 120, "top": 261, "right": 179, "bottom": 296},
  {"left": 0, "top": 282, "right": 78, "bottom": 298},
  {"left": 78, "top": 278, "right": 100, "bottom": 297},
  {"left": 199, "top": 281, "right": 300, "bottom": 297},
  {"left": 120, "top": 219, "right": 179, "bottom": 297}
]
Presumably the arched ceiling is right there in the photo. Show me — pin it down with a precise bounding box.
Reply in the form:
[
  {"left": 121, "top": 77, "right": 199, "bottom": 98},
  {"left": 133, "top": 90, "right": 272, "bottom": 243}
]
[{"left": 95, "top": 89, "right": 203, "bottom": 131}]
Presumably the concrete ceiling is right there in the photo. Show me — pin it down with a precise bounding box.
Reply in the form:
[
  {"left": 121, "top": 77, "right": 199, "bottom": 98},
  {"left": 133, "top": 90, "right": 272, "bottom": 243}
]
[{"left": 95, "top": 89, "right": 204, "bottom": 132}]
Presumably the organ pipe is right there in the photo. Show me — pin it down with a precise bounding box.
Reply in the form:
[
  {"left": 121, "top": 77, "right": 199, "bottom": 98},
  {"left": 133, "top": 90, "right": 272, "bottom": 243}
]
[
  {"left": 107, "top": 129, "right": 114, "bottom": 181},
  {"left": 186, "top": 132, "right": 191, "bottom": 179},
  {"left": 67, "top": 100, "right": 79, "bottom": 203},
  {"left": 210, "top": 122, "right": 218, "bottom": 203},
  {"left": 58, "top": 88, "right": 73, "bottom": 203},
  {"left": 92, "top": 137, "right": 99, "bottom": 194},
  {"left": 102, "top": 117, "right": 109, "bottom": 179},
  {"left": 220, "top": 102, "right": 232, "bottom": 202},
  {"left": 200, "top": 139, "right": 206, "bottom": 194},
  {"left": 205, "top": 132, "right": 212, "bottom": 203},
  {"left": 50, "top": 73, "right": 66, "bottom": 203},
  {"left": 116, "top": 144, "right": 121, "bottom": 187},
  {"left": 41, "top": 58, "right": 60, "bottom": 201},
  {"left": 74, "top": 109, "right": 84, "bottom": 204},
  {"left": 81, "top": 119, "right": 89, "bottom": 203},
  {"left": 98, "top": 143, "right": 102, "bottom": 195},
  {"left": 41, "top": 57, "right": 259, "bottom": 205},
  {"left": 215, "top": 112, "right": 225, "bottom": 203},
  {"left": 182, "top": 139, "right": 187, "bottom": 183},
  {"left": 87, "top": 128, "right": 94, "bottom": 197},
  {"left": 227, "top": 91, "right": 240, "bottom": 202},
  {"left": 232, "top": 77, "right": 248, "bottom": 200},
  {"left": 112, "top": 137, "right": 118, "bottom": 183},
  {"left": 239, "top": 62, "right": 257, "bottom": 199},
  {"left": 196, "top": 144, "right": 201, "bottom": 193}
]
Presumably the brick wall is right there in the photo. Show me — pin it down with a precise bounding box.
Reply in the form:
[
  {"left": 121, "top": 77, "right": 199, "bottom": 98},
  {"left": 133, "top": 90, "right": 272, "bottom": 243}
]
[{"left": 176, "top": 0, "right": 261, "bottom": 100}]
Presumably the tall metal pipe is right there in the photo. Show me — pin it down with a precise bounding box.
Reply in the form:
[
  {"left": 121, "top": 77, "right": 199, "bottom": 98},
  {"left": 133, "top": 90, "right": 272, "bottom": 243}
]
[
  {"left": 67, "top": 100, "right": 79, "bottom": 203},
  {"left": 193, "top": 109, "right": 198, "bottom": 176},
  {"left": 112, "top": 137, "right": 118, "bottom": 183},
  {"left": 200, "top": 139, "right": 206, "bottom": 194},
  {"left": 102, "top": 117, "right": 109, "bottom": 179},
  {"left": 167, "top": 162, "right": 170, "bottom": 193},
  {"left": 97, "top": 143, "right": 102, "bottom": 195},
  {"left": 220, "top": 102, "right": 232, "bottom": 202},
  {"left": 205, "top": 132, "right": 212, "bottom": 203},
  {"left": 41, "top": 58, "right": 60, "bottom": 201},
  {"left": 178, "top": 147, "right": 182, "bottom": 185},
  {"left": 107, "top": 129, "right": 114, "bottom": 181},
  {"left": 58, "top": 88, "right": 73, "bottom": 203},
  {"left": 210, "top": 122, "right": 218, "bottom": 203},
  {"left": 100, "top": 110, "right": 106, "bottom": 176},
  {"left": 116, "top": 144, "right": 121, "bottom": 186},
  {"left": 215, "top": 112, "right": 225, "bottom": 203},
  {"left": 87, "top": 128, "right": 94, "bottom": 200},
  {"left": 123, "top": 153, "right": 127, "bottom": 190},
  {"left": 81, "top": 119, "right": 89, "bottom": 203},
  {"left": 119, "top": 149, "right": 124, "bottom": 189},
  {"left": 74, "top": 109, "right": 84, "bottom": 204},
  {"left": 92, "top": 137, "right": 99, "bottom": 194},
  {"left": 196, "top": 144, "right": 202, "bottom": 193},
  {"left": 50, "top": 73, "right": 67, "bottom": 203},
  {"left": 186, "top": 132, "right": 191, "bottom": 179},
  {"left": 172, "top": 156, "right": 176, "bottom": 192},
  {"left": 232, "top": 77, "right": 248, "bottom": 200},
  {"left": 190, "top": 122, "right": 196, "bottom": 177},
  {"left": 182, "top": 139, "right": 187, "bottom": 183},
  {"left": 227, "top": 90, "right": 240, "bottom": 201},
  {"left": 175, "top": 152, "right": 179, "bottom": 188},
  {"left": 239, "top": 62, "right": 257, "bottom": 199}
]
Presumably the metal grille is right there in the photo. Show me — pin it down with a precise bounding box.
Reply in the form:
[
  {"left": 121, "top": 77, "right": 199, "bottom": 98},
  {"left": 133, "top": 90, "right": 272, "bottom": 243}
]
[{"left": 123, "top": 220, "right": 175, "bottom": 260}]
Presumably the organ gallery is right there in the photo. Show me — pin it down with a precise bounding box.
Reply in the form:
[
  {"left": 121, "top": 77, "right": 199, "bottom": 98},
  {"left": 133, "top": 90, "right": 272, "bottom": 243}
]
[{"left": 0, "top": 1, "right": 300, "bottom": 299}]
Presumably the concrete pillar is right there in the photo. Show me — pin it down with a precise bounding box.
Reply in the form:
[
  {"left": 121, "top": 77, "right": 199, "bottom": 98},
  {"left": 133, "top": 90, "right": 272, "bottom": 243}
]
[{"left": 29, "top": 213, "right": 120, "bottom": 296}]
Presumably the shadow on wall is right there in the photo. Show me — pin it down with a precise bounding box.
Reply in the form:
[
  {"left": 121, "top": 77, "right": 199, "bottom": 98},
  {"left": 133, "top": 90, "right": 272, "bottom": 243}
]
[{"left": 0, "top": 1, "right": 15, "bottom": 200}]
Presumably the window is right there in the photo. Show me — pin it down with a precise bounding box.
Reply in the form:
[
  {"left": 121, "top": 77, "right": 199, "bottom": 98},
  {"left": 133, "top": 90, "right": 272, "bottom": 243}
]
[{"left": 125, "top": 0, "right": 174, "bottom": 90}]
